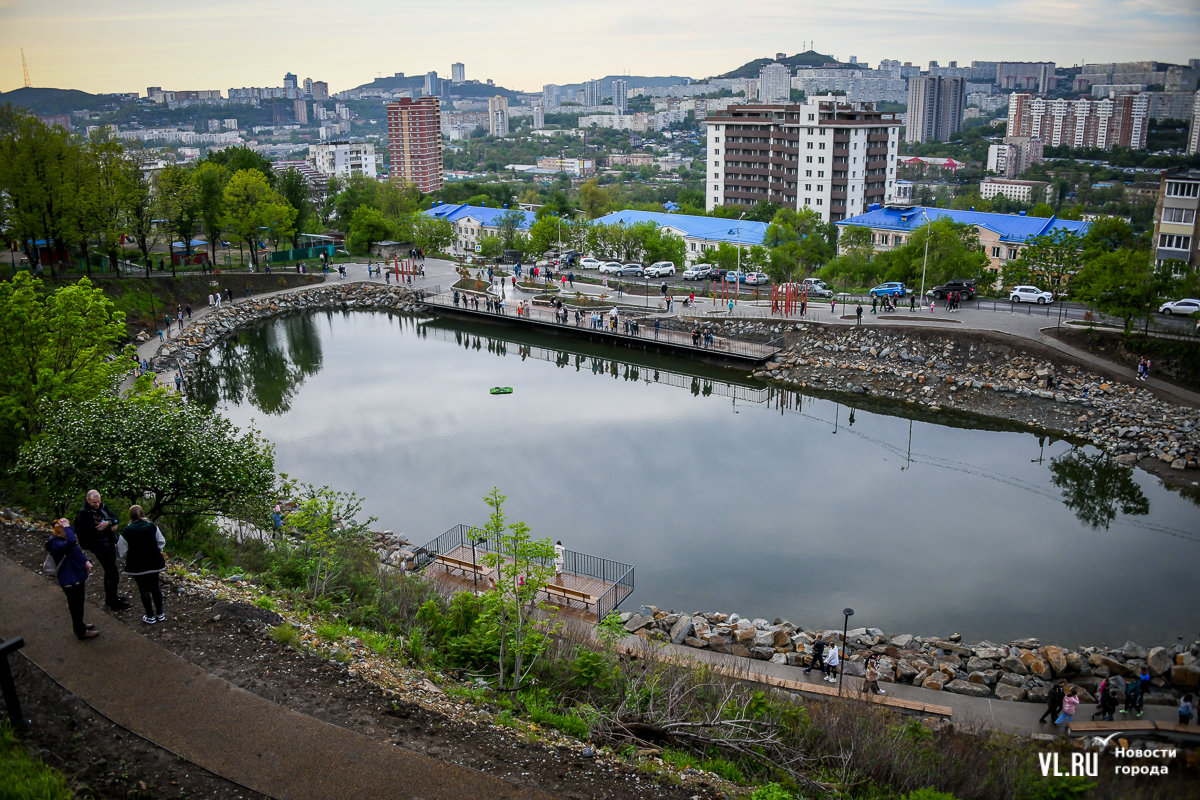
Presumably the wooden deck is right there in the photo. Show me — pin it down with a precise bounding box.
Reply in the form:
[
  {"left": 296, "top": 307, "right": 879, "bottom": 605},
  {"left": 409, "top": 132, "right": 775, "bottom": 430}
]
[{"left": 423, "top": 544, "right": 632, "bottom": 619}]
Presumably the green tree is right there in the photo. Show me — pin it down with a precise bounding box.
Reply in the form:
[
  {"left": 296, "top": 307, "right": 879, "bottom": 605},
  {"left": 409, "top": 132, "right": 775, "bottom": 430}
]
[
  {"left": 1072, "top": 249, "right": 1179, "bottom": 333},
  {"left": 285, "top": 485, "right": 375, "bottom": 600},
  {"left": 19, "top": 394, "right": 276, "bottom": 522},
  {"left": 579, "top": 178, "right": 609, "bottom": 218},
  {"left": 1004, "top": 228, "right": 1083, "bottom": 292},
  {"left": 527, "top": 216, "right": 560, "bottom": 255},
  {"left": 0, "top": 274, "right": 131, "bottom": 463},
  {"left": 332, "top": 172, "right": 379, "bottom": 227},
  {"left": 496, "top": 208, "right": 528, "bottom": 250},
  {"left": 411, "top": 215, "right": 455, "bottom": 254},
  {"left": 376, "top": 180, "right": 422, "bottom": 219},
  {"left": 222, "top": 169, "right": 297, "bottom": 269},
  {"left": 878, "top": 218, "right": 992, "bottom": 292},
  {"left": 192, "top": 161, "right": 228, "bottom": 266},
  {"left": 81, "top": 132, "right": 129, "bottom": 277},
  {"left": 478, "top": 233, "right": 504, "bottom": 260},
  {"left": 156, "top": 165, "right": 200, "bottom": 271},
  {"left": 637, "top": 223, "right": 686, "bottom": 266},
  {"left": 204, "top": 145, "right": 274, "bottom": 184},
  {"left": 346, "top": 206, "right": 395, "bottom": 255},
  {"left": 476, "top": 488, "right": 558, "bottom": 691},
  {"left": 278, "top": 168, "right": 313, "bottom": 249},
  {"left": 118, "top": 151, "right": 159, "bottom": 274}
]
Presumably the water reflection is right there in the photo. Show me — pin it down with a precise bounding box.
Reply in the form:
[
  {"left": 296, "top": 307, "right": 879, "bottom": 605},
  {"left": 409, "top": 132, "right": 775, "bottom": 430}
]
[
  {"left": 191, "top": 313, "right": 323, "bottom": 415},
  {"left": 1050, "top": 450, "right": 1150, "bottom": 530}
]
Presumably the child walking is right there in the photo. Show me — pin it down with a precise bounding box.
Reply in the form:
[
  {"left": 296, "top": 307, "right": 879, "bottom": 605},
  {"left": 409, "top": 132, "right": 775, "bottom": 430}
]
[{"left": 1055, "top": 687, "right": 1081, "bottom": 726}]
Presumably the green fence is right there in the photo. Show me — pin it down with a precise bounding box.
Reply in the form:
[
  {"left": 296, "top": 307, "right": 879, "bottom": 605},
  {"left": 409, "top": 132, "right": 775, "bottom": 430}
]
[{"left": 270, "top": 245, "right": 337, "bottom": 263}]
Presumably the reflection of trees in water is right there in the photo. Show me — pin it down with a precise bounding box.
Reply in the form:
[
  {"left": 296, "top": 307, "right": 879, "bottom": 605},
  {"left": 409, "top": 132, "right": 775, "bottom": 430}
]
[
  {"left": 190, "top": 314, "right": 323, "bottom": 415},
  {"left": 1049, "top": 449, "right": 1150, "bottom": 530}
]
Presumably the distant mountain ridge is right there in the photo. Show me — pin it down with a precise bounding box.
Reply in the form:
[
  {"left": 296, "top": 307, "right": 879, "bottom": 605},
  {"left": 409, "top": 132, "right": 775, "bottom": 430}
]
[
  {"left": 716, "top": 50, "right": 841, "bottom": 79},
  {"left": 0, "top": 86, "right": 119, "bottom": 116},
  {"left": 349, "top": 75, "right": 523, "bottom": 100}
]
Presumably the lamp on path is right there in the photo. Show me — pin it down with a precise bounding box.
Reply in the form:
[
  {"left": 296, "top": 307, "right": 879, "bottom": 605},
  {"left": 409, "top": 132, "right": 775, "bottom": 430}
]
[
  {"left": 839, "top": 607, "right": 854, "bottom": 695},
  {"left": 471, "top": 535, "right": 488, "bottom": 592}
]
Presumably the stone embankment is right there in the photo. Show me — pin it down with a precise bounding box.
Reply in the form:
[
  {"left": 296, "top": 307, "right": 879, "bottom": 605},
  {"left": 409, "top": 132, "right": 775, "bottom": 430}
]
[
  {"left": 145, "top": 282, "right": 422, "bottom": 373},
  {"left": 748, "top": 325, "right": 1199, "bottom": 483},
  {"left": 621, "top": 605, "right": 1200, "bottom": 706}
]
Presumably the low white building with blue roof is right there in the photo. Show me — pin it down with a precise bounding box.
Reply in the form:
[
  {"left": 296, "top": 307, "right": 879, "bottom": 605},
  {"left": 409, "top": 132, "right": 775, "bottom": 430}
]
[
  {"left": 426, "top": 202, "right": 536, "bottom": 257},
  {"left": 593, "top": 209, "right": 768, "bottom": 265},
  {"left": 835, "top": 204, "right": 1090, "bottom": 277}
]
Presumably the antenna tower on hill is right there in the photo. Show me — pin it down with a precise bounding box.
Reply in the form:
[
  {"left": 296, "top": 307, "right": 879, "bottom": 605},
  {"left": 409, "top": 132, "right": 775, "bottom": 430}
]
[{"left": 21, "top": 48, "right": 31, "bottom": 87}]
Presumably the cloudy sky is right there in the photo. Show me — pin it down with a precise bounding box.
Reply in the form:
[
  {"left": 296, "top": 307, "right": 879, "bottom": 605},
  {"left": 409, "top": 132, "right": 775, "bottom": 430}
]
[{"left": 2, "top": 0, "right": 1198, "bottom": 95}]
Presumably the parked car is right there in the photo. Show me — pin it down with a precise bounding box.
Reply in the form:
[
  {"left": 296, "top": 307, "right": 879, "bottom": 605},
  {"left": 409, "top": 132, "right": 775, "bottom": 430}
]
[
  {"left": 744, "top": 272, "right": 770, "bottom": 285},
  {"left": 725, "top": 270, "right": 747, "bottom": 283},
  {"left": 599, "top": 261, "right": 623, "bottom": 274},
  {"left": 801, "top": 278, "right": 834, "bottom": 298},
  {"left": 929, "top": 279, "right": 977, "bottom": 300},
  {"left": 618, "top": 263, "right": 645, "bottom": 277},
  {"left": 535, "top": 258, "right": 553, "bottom": 268},
  {"left": 1009, "top": 285, "right": 1054, "bottom": 304},
  {"left": 645, "top": 261, "right": 676, "bottom": 277},
  {"left": 708, "top": 268, "right": 729, "bottom": 281},
  {"left": 682, "top": 265, "right": 709, "bottom": 280},
  {"left": 868, "top": 282, "right": 907, "bottom": 298},
  {"left": 1158, "top": 298, "right": 1200, "bottom": 315},
  {"left": 579, "top": 257, "right": 601, "bottom": 269}
]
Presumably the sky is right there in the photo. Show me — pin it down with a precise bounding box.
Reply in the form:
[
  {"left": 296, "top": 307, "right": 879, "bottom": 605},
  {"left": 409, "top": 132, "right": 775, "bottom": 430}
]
[{"left": 1, "top": 0, "right": 1199, "bottom": 96}]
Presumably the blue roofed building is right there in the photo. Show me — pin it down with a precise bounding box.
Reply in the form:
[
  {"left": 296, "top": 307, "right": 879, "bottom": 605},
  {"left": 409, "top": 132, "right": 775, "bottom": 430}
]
[
  {"left": 593, "top": 209, "right": 768, "bottom": 265},
  {"left": 835, "top": 204, "right": 1090, "bottom": 278},
  {"left": 426, "top": 203, "right": 536, "bottom": 257}
]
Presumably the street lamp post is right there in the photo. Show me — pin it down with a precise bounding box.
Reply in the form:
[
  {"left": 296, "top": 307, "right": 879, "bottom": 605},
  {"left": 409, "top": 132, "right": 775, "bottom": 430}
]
[
  {"left": 471, "top": 535, "right": 488, "bottom": 592},
  {"left": 919, "top": 209, "right": 931, "bottom": 305},
  {"left": 839, "top": 607, "right": 854, "bottom": 696}
]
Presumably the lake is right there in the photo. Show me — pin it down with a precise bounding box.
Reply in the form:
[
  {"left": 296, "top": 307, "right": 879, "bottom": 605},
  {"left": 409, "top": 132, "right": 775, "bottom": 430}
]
[{"left": 190, "top": 309, "right": 1200, "bottom": 648}]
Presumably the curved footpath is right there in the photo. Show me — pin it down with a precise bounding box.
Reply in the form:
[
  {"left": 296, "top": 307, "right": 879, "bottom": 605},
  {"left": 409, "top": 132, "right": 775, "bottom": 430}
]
[{"left": 0, "top": 556, "right": 550, "bottom": 800}]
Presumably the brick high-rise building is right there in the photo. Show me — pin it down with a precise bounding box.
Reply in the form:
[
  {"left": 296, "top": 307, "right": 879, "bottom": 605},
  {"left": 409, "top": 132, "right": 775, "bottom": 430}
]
[
  {"left": 906, "top": 76, "right": 964, "bottom": 143},
  {"left": 386, "top": 97, "right": 443, "bottom": 193},
  {"left": 1007, "top": 92, "right": 1149, "bottom": 151},
  {"left": 704, "top": 99, "right": 902, "bottom": 222}
]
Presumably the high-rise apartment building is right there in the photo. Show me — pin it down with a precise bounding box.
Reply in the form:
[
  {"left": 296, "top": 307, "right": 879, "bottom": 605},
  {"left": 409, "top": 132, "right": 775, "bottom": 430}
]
[
  {"left": 995, "top": 62, "right": 1056, "bottom": 93},
  {"left": 306, "top": 141, "right": 378, "bottom": 179},
  {"left": 542, "top": 84, "right": 561, "bottom": 109},
  {"left": 758, "top": 62, "right": 791, "bottom": 104},
  {"left": 294, "top": 98, "right": 308, "bottom": 124},
  {"left": 1188, "top": 91, "right": 1200, "bottom": 155},
  {"left": 304, "top": 78, "right": 313, "bottom": 97},
  {"left": 583, "top": 79, "right": 605, "bottom": 108},
  {"left": 451, "top": 63, "right": 465, "bottom": 84},
  {"left": 612, "top": 80, "right": 628, "bottom": 114},
  {"left": 386, "top": 97, "right": 443, "bottom": 193},
  {"left": 424, "top": 71, "right": 439, "bottom": 97},
  {"left": 533, "top": 103, "right": 545, "bottom": 130},
  {"left": 986, "top": 136, "right": 1044, "bottom": 178},
  {"left": 1152, "top": 167, "right": 1199, "bottom": 270},
  {"left": 906, "top": 76, "right": 964, "bottom": 143},
  {"left": 488, "top": 96, "right": 509, "bottom": 136},
  {"left": 704, "top": 99, "right": 902, "bottom": 222},
  {"left": 311, "top": 81, "right": 329, "bottom": 101},
  {"left": 1007, "top": 93, "right": 1149, "bottom": 150}
]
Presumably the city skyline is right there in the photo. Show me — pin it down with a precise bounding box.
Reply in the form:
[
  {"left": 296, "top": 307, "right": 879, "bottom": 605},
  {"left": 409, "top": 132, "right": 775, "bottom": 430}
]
[{"left": 1, "top": 0, "right": 1198, "bottom": 96}]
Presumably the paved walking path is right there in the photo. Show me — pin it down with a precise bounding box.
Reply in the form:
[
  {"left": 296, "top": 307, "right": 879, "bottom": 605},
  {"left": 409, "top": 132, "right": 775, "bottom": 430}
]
[
  {"left": 616, "top": 633, "right": 1183, "bottom": 738},
  {"left": 0, "top": 557, "right": 549, "bottom": 800}
]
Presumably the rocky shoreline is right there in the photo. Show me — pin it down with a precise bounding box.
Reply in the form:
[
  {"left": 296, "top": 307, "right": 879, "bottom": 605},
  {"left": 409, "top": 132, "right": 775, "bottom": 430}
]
[
  {"left": 621, "top": 605, "right": 1200, "bottom": 707},
  {"left": 740, "top": 323, "right": 1199, "bottom": 487}
]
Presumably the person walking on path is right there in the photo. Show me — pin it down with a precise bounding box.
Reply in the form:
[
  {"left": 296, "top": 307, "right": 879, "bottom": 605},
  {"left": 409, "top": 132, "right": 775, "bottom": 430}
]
[
  {"left": 1180, "top": 693, "right": 1195, "bottom": 725},
  {"left": 805, "top": 635, "right": 826, "bottom": 675},
  {"left": 74, "top": 490, "right": 130, "bottom": 610},
  {"left": 823, "top": 640, "right": 841, "bottom": 684},
  {"left": 1055, "top": 687, "right": 1081, "bottom": 727},
  {"left": 553, "top": 541, "right": 565, "bottom": 586},
  {"left": 929, "top": 298, "right": 935, "bottom": 314},
  {"left": 654, "top": 318, "right": 660, "bottom": 339},
  {"left": 830, "top": 297, "right": 837, "bottom": 315},
  {"left": 870, "top": 295, "right": 877, "bottom": 314},
  {"left": 860, "top": 656, "right": 885, "bottom": 695},
  {"left": 910, "top": 294, "right": 916, "bottom": 312},
  {"left": 185, "top": 304, "right": 192, "bottom": 320},
  {"left": 1122, "top": 669, "right": 1145, "bottom": 717},
  {"left": 118, "top": 505, "right": 167, "bottom": 625},
  {"left": 46, "top": 519, "right": 100, "bottom": 640},
  {"left": 1040, "top": 679, "right": 1066, "bottom": 724},
  {"left": 856, "top": 304, "right": 863, "bottom": 325}
]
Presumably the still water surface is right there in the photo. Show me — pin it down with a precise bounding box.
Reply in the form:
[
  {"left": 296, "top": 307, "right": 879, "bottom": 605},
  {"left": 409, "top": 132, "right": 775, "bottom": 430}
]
[{"left": 191, "top": 310, "right": 1200, "bottom": 648}]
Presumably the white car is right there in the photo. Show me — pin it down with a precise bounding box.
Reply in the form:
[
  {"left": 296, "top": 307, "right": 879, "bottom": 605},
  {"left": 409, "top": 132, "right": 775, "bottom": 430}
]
[
  {"left": 579, "top": 257, "right": 601, "bottom": 270},
  {"left": 682, "top": 266, "right": 708, "bottom": 280},
  {"left": 1009, "top": 285, "right": 1054, "bottom": 304},
  {"left": 645, "top": 261, "right": 676, "bottom": 277},
  {"left": 744, "top": 272, "right": 770, "bottom": 285},
  {"left": 1158, "top": 298, "right": 1200, "bottom": 315},
  {"left": 598, "top": 261, "right": 624, "bottom": 275}
]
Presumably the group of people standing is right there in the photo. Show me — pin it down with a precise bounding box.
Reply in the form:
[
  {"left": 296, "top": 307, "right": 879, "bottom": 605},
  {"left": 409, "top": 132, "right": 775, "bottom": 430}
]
[
  {"left": 1136, "top": 357, "right": 1153, "bottom": 382},
  {"left": 44, "top": 490, "right": 168, "bottom": 639}
]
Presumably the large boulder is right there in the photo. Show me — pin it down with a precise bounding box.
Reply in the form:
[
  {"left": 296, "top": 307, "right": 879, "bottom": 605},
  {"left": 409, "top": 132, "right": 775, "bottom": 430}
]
[
  {"left": 733, "top": 627, "right": 756, "bottom": 643},
  {"left": 1147, "top": 647, "right": 1173, "bottom": 677},
  {"left": 624, "top": 614, "right": 654, "bottom": 633},
  {"left": 966, "top": 656, "right": 995, "bottom": 672},
  {"left": 841, "top": 661, "right": 865, "bottom": 678},
  {"left": 754, "top": 630, "right": 775, "bottom": 648},
  {"left": 946, "top": 679, "right": 992, "bottom": 698},
  {"left": 731, "top": 644, "right": 751, "bottom": 659},
  {"left": 1028, "top": 657, "right": 1051, "bottom": 680},
  {"left": 1065, "top": 651, "right": 1084, "bottom": 674},
  {"left": 972, "top": 646, "right": 1008, "bottom": 660},
  {"left": 750, "top": 647, "right": 775, "bottom": 661},
  {"left": 921, "top": 676, "right": 944, "bottom": 691},
  {"left": 683, "top": 637, "right": 708, "bottom": 649},
  {"left": 891, "top": 633, "right": 914, "bottom": 649},
  {"left": 1001, "top": 657, "right": 1028, "bottom": 675},
  {"left": 669, "top": 615, "right": 695, "bottom": 645},
  {"left": 1122, "top": 641, "right": 1147, "bottom": 660},
  {"left": 1089, "top": 654, "right": 1131, "bottom": 677},
  {"left": 994, "top": 683, "right": 1027, "bottom": 702},
  {"left": 896, "top": 660, "right": 920, "bottom": 682},
  {"left": 772, "top": 629, "right": 791, "bottom": 648},
  {"left": 1042, "top": 645, "right": 1067, "bottom": 676},
  {"left": 1170, "top": 664, "right": 1200, "bottom": 690},
  {"left": 932, "top": 640, "right": 972, "bottom": 657}
]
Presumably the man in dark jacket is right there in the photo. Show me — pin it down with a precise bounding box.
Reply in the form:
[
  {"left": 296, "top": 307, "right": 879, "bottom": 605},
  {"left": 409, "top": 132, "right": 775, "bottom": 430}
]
[
  {"left": 46, "top": 520, "right": 100, "bottom": 639},
  {"left": 805, "top": 636, "right": 827, "bottom": 675},
  {"left": 1040, "top": 679, "right": 1066, "bottom": 724},
  {"left": 73, "top": 490, "right": 131, "bottom": 610}
]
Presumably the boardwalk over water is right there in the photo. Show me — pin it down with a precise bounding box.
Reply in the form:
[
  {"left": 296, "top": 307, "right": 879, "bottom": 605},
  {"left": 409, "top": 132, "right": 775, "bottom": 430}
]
[{"left": 423, "top": 288, "right": 783, "bottom": 363}]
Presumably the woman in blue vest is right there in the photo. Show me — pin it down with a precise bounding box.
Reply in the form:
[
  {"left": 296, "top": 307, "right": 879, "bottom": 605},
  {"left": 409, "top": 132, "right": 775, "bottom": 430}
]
[{"left": 117, "top": 506, "right": 167, "bottom": 625}]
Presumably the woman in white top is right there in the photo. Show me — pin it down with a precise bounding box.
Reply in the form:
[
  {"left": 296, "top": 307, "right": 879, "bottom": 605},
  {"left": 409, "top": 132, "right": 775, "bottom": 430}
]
[
  {"left": 553, "top": 541, "right": 565, "bottom": 585},
  {"left": 823, "top": 641, "right": 841, "bottom": 683}
]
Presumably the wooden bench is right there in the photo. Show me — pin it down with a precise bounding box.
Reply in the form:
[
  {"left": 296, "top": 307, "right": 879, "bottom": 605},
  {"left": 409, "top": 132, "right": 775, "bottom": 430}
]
[
  {"left": 1067, "top": 720, "right": 1200, "bottom": 740},
  {"left": 542, "top": 583, "right": 597, "bottom": 611},
  {"left": 432, "top": 554, "right": 491, "bottom": 580}
]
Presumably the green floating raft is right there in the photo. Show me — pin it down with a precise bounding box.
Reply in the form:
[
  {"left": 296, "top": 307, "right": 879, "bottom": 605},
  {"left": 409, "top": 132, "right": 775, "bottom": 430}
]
[{"left": 490, "top": 387, "right": 514, "bottom": 395}]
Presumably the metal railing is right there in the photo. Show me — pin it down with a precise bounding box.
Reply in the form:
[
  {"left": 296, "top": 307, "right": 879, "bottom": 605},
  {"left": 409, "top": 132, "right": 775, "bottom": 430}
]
[
  {"left": 424, "top": 290, "right": 783, "bottom": 361},
  {"left": 417, "top": 524, "right": 635, "bottom": 621}
]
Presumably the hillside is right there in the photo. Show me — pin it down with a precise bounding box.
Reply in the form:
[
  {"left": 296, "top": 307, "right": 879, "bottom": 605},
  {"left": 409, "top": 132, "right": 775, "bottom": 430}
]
[
  {"left": 0, "top": 86, "right": 125, "bottom": 115},
  {"left": 560, "top": 76, "right": 694, "bottom": 97},
  {"left": 716, "top": 50, "right": 840, "bottom": 79},
  {"left": 350, "top": 75, "right": 523, "bottom": 99}
]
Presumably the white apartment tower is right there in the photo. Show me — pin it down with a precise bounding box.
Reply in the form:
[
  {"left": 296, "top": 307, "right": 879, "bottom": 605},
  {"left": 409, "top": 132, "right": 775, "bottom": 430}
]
[
  {"left": 451, "top": 63, "right": 465, "bottom": 84},
  {"left": 542, "top": 84, "right": 561, "bottom": 109},
  {"left": 584, "top": 79, "right": 604, "bottom": 108},
  {"left": 612, "top": 80, "right": 628, "bottom": 114},
  {"left": 759, "top": 62, "right": 792, "bottom": 104},
  {"left": 488, "top": 95, "right": 509, "bottom": 137},
  {"left": 533, "top": 103, "right": 545, "bottom": 130},
  {"left": 705, "top": 99, "right": 902, "bottom": 222}
]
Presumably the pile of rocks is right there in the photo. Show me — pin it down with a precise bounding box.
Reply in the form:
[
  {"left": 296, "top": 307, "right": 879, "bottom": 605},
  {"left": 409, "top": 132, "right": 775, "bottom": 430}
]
[
  {"left": 750, "top": 327, "right": 1199, "bottom": 476},
  {"left": 368, "top": 530, "right": 418, "bottom": 571},
  {"left": 621, "top": 606, "right": 1200, "bottom": 705},
  {"left": 156, "top": 282, "right": 421, "bottom": 377}
]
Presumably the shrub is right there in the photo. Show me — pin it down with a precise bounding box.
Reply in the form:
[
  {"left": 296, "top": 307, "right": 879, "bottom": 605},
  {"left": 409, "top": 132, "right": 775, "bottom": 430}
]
[
  {"left": 701, "top": 756, "right": 745, "bottom": 784},
  {"left": 0, "top": 722, "right": 75, "bottom": 800},
  {"left": 271, "top": 623, "right": 301, "bottom": 647},
  {"left": 315, "top": 620, "right": 352, "bottom": 642},
  {"left": 751, "top": 784, "right": 794, "bottom": 800}
]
